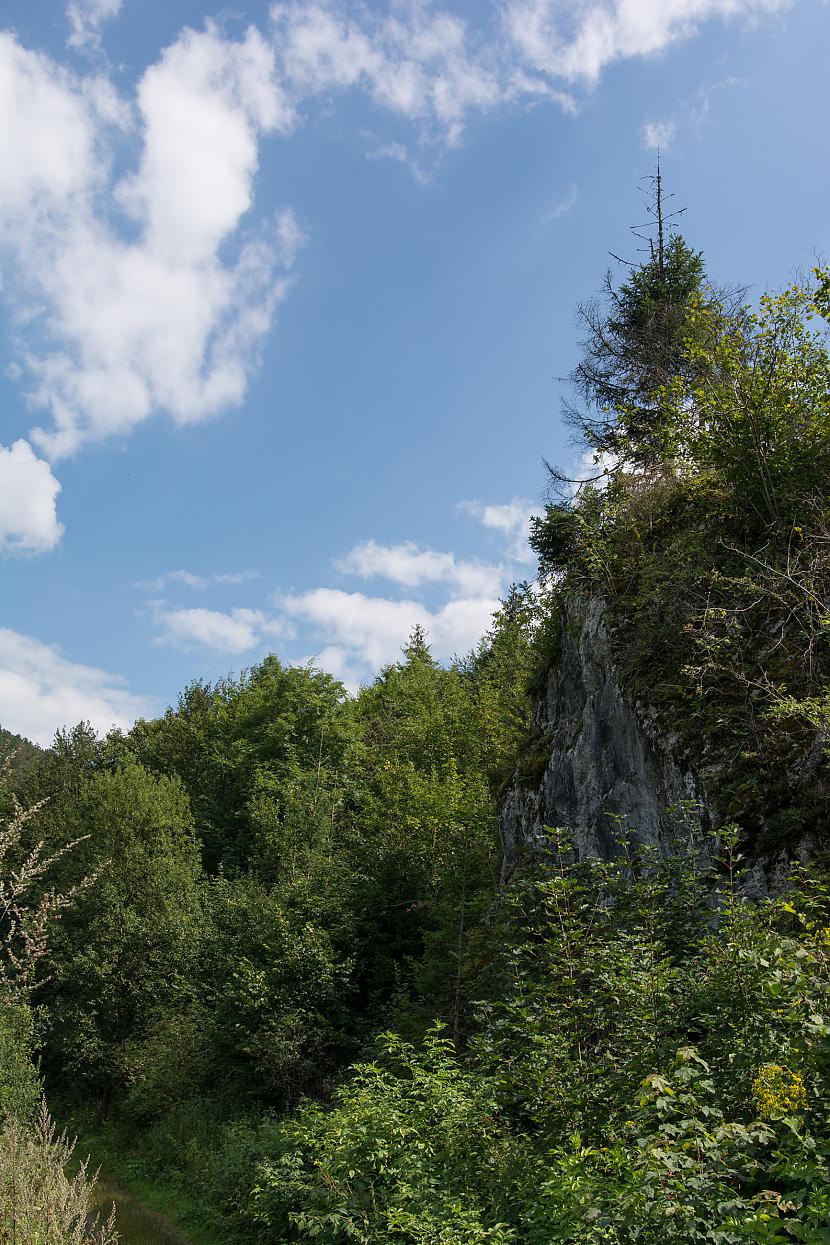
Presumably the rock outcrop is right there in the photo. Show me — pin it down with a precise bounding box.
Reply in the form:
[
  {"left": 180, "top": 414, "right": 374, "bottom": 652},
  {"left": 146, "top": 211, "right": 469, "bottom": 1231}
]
[
  {"left": 500, "top": 595, "right": 817, "bottom": 895},
  {"left": 500, "top": 595, "right": 708, "bottom": 877}
]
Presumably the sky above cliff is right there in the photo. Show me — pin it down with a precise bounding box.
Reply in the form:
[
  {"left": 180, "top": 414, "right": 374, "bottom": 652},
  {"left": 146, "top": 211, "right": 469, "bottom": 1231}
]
[{"left": 0, "top": 0, "right": 828, "bottom": 744}]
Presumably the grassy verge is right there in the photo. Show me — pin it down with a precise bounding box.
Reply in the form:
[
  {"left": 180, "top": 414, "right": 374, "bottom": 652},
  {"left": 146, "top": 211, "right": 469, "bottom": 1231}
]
[{"left": 67, "top": 1116, "right": 231, "bottom": 1245}]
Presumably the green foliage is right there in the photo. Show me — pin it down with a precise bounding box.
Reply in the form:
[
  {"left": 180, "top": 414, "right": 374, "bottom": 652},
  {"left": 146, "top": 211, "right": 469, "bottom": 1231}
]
[
  {"left": 197, "top": 874, "right": 354, "bottom": 1103},
  {"left": 347, "top": 626, "right": 523, "bottom": 1038},
  {"left": 533, "top": 267, "right": 830, "bottom": 845},
  {"left": 236, "top": 839, "right": 830, "bottom": 1244},
  {"left": 0, "top": 773, "right": 115, "bottom": 1239},
  {"left": 0, "top": 615, "right": 534, "bottom": 1150},
  {"left": 677, "top": 282, "right": 830, "bottom": 531},
  {"left": 567, "top": 225, "right": 708, "bottom": 468},
  {"left": 0, "top": 726, "right": 41, "bottom": 780},
  {"left": 129, "top": 656, "right": 356, "bottom": 875},
  {"left": 44, "top": 758, "right": 202, "bottom": 1112},
  {"left": 244, "top": 1027, "right": 515, "bottom": 1244},
  {"left": 0, "top": 1001, "right": 40, "bottom": 1121},
  {"left": 0, "top": 765, "right": 96, "bottom": 1125}
]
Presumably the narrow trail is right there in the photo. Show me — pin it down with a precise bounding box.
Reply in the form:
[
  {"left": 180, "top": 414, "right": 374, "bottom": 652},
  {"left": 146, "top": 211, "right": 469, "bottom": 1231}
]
[{"left": 89, "top": 1170, "right": 193, "bottom": 1245}]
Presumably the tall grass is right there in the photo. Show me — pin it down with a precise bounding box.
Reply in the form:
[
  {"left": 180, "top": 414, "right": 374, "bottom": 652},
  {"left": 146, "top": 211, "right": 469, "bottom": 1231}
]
[{"left": 0, "top": 1100, "right": 117, "bottom": 1244}]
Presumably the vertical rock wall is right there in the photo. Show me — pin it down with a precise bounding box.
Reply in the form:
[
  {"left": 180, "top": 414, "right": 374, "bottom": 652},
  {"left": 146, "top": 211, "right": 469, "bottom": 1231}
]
[{"left": 500, "top": 596, "right": 707, "bottom": 876}]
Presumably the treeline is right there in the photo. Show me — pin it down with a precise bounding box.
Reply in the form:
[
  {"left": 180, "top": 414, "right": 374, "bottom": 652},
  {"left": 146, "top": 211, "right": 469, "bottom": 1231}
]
[
  {"left": 1, "top": 214, "right": 829, "bottom": 1242},
  {"left": 0, "top": 598, "right": 545, "bottom": 1238},
  {"left": 21, "top": 608, "right": 538, "bottom": 1111}
]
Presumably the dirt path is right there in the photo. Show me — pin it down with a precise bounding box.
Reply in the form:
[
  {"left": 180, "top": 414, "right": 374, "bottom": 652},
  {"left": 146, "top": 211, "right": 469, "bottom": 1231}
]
[{"left": 89, "top": 1171, "right": 193, "bottom": 1245}]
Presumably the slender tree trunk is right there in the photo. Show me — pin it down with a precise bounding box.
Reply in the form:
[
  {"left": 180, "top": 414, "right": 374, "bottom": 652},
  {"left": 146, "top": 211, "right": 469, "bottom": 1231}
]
[{"left": 98, "top": 1080, "right": 112, "bottom": 1124}]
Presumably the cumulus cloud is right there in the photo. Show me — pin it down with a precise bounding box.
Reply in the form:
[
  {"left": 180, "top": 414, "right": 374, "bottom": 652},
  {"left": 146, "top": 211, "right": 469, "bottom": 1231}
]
[
  {"left": 503, "top": 0, "right": 790, "bottom": 85},
  {"left": 150, "top": 604, "right": 288, "bottom": 654},
  {"left": 459, "top": 497, "right": 540, "bottom": 563},
  {"left": 66, "top": 0, "right": 123, "bottom": 50},
  {"left": 339, "top": 539, "right": 504, "bottom": 598},
  {"left": 0, "top": 26, "right": 300, "bottom": 460},
  {"left": 0, "top": 440, "right": 64, "bottom": 555},
  {"left": 140, "top": 518, "right": 521, "bottom": 681},
  {"left": 281, "top": 587, "right": 499, "bottom": 678},
  {"left": 0, "top": 34, "right": 103, "bottom": 217},
  {"left": 561, "top": 448, "right": 621, "bottom": 497},
  {"left": 271, "top": 1, "right": 506, "bottom": 147},
  {"left": 276, "top": 507, "right": 546, "bottom": 683},
  {"left": 0, "top": 628, "right": 154, "bottom": 746},
  {"left": 0, "top": 1, "right": 795, "bottom": 468},
  {"left": 269, "top": 0, "right": 784, "bottom": 149}
]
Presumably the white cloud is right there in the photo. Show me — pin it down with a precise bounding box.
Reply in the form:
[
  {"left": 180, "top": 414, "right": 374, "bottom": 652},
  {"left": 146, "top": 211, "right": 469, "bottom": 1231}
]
[
  {"left": 0, "top": 1, "right": 793, "bottom": 488},
  {"left": 271, "top": 1, "right": 510, "bottom": 147},
  {"left": 570, "top": 448, "right": 619, "bottom": 493},
  {"left": 339, "top": 539, "right": 504, "bottom": 598},
  {"left": 0, "top": 26, "right": 300, "bottom": 460},
  {"left": 0, "top": 440, "right": 63, "bottom": 555},
  {"left": 504, "top": 0, "right": 790, "bottom": 85},
  {"left": 0, "top": 34, "right": 102, "bottom": 217},
  {"left": 270, "top": 0, "right": 785, "bottom": 153},
  {"left": 430, "top": 595, "right": 504, "bottom": 658},
  {"left": 643, "top": 118, "right": 677, "bottom": 149},
  {"left": 459, "top": 497, "right": 540, "bottom": 563},
  {"left": 118, "top": 26, "right": 293, "bottom": 263},
  {"left": 280, "top": 587, "right": 499, "bottom": 678},
  {"left": 0, "top": 628, "right": 153, "bottom": 746},
  {"left": 213, "top": 570, "right": 261, "bottom": 586},
  {"left": 67, "top": 0, "right": 123, "bottom": 50},
  {"left": 142, "top": 523, "right": 513, "bottom": 682},
  {"left": 302, "top": 644, "right": 357, "bottom": 684},
  {"left": 141, "top": 570, "right": 208, "bottom": 591},
  {"left": 283, "top": 589, "right": 428, "bottom": 670},
  {"left": 150, "top": 604, "right": 288, "bottom": 654}
]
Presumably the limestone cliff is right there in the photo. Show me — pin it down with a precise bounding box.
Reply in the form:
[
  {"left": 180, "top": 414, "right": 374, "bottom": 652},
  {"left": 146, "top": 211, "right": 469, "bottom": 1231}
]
[{"left": 499, "top": 595, "right": 810, "bottom": 893}]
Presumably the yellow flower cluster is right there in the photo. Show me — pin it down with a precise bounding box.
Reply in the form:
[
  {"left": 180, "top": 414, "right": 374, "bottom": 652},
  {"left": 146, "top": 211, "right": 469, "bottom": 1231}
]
[{"left": 752, "top": 1064, "right": 807, "bottom": 1120}]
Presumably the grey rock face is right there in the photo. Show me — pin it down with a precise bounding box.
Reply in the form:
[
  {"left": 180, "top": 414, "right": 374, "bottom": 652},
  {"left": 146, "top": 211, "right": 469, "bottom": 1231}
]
[
  {"left": 500, "top": 595, "right": 818, "bottom": 894},
  {"left": 500, "top": 596, "right": 708, "bottom": 877}
]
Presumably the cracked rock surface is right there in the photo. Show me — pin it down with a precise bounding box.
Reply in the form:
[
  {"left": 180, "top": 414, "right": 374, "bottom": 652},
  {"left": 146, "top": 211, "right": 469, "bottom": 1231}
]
[
  {"left": 499, "top": 596, "right": 815, "bottom": 895},
  {"left": 500, "top": 596, "right": 707, "bottom": 877}
]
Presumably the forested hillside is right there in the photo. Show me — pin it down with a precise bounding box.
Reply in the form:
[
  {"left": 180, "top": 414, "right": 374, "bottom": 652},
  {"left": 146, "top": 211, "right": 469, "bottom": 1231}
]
[{"left": 1, "top": 230, "right": 829, "bottom": 1243}]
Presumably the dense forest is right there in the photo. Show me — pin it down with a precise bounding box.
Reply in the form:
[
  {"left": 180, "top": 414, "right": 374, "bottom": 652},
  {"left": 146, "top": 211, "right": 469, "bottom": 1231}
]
[{"left": 2, "top": 210, "right": 829, "bottom": 1242}]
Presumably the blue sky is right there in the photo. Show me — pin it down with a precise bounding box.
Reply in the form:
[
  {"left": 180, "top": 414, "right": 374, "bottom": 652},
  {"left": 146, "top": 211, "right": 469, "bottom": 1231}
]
[{"left": 0, "top": 0, "right": 827, "bottom": 744}]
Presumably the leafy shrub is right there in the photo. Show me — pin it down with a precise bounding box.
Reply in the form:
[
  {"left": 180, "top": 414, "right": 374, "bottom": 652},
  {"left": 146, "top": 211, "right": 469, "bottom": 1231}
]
[{"left": 231, "top": 839, "right": 830, "bottom": 1244}]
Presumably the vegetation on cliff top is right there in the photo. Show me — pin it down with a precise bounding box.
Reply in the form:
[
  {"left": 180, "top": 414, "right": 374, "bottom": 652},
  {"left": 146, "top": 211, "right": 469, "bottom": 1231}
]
[{"left": 532, "top": 207, "right": 830, "bottom": 844}]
